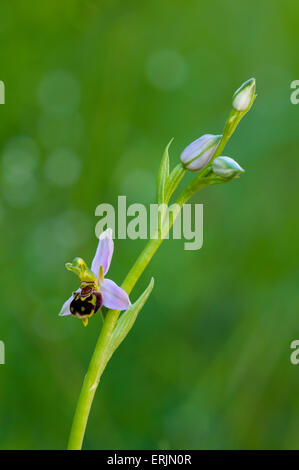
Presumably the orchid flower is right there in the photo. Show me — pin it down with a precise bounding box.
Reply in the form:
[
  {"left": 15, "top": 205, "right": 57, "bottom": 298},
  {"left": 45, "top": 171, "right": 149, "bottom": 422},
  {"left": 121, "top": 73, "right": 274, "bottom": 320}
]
[{"left": 59, "top": 228, "right": 131, "bottom": 326}]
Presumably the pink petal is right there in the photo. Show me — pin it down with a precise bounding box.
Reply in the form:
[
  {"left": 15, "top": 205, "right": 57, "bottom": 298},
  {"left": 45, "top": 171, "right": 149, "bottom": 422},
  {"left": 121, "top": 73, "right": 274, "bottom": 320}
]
[
  {"left": 91, "top": 228, "right": 114, "bottom": 277},
  {"left": 59, "top": 288, "right": 80, "bottom": 316},
  {"left": 59, "top": 295, "right": 73, "bottom": 316},
  {"left": 101, "top": 278, "right": 131, "bottom": 311}
]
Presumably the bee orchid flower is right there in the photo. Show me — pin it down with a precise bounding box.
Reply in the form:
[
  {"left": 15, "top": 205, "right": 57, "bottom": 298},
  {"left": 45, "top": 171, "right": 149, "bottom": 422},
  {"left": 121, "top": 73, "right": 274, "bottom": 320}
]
[{"left": 59, "top": 228, "right": 131, "bottom": 326}]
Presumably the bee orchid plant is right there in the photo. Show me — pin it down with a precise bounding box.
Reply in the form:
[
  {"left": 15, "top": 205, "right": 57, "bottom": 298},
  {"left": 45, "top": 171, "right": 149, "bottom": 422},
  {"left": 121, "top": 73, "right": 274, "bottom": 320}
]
[{"left": 62, "top": 78, "right": 257, "bottom": 450}]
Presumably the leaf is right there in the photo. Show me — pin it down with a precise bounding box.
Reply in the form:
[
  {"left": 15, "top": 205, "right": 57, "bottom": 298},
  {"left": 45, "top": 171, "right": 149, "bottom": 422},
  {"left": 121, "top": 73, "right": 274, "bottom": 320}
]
[
  {"left": 106, "top": 277, "right": 155, "bottom": 358},
  {"left": 156, "top": 139, "right": 173, "bottom": 205},
  {"left": 165, "top": 162, "right": 186, "bottom": 202}
]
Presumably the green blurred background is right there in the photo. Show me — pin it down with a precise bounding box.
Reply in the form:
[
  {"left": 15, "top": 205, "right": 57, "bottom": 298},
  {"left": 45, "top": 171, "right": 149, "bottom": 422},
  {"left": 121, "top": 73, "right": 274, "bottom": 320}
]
[{"left": 0, "top": 0, "right": 299, "bottom": 450}]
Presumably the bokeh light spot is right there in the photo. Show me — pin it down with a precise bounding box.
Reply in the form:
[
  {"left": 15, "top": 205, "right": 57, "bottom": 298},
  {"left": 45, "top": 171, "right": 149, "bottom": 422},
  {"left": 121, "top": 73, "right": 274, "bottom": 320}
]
[
  {"left": 1, "top": 136, "right": 39, "bottom": 208},
  {"left": 27, "top": 210, "right": 91, "bottom": 276},
  {"left": 121, "top": 169, "right": 155, "bottom": 203},
  {"left": 146, "top": 49, "right": 187, "bottom": 91},
  {"left": 37, "top": 70, "right": 80, "bottom": 117},
  {"left": 37, "top": 112, "right": 84, "bottom": 149},
  {"left": 44, "top": 148, "right": 81, "bottom": 187}
]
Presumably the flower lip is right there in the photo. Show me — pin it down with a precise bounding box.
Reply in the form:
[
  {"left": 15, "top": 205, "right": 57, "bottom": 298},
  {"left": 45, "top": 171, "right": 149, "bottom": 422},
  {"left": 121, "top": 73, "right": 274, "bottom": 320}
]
[{"left": 70, "top": 290, "right": 103, "bottom": 318}]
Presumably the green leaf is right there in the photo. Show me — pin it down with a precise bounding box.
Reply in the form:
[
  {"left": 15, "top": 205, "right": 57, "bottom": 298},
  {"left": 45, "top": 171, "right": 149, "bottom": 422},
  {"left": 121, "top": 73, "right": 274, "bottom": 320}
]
[
  {"left": 106, "top": 277, "right": 155, "bottom": 358},
  {"left": 156, "top": 139, "right": 173, "bottom": 205},
  {"left": 165, "top": 162, "right": 186, "bottom": 202}
]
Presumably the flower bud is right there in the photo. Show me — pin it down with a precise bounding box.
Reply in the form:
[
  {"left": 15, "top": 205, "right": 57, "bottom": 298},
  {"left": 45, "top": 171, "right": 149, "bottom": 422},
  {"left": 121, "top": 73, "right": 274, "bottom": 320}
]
[
  {"left": 180, "top": 134, "right": 222, "bottom": 171},
  {"left": 232, "top": 78, "right": 256, "bottom": 112},
  {"left": 212, "top": 156, "right": 244, "bottom": 178}
]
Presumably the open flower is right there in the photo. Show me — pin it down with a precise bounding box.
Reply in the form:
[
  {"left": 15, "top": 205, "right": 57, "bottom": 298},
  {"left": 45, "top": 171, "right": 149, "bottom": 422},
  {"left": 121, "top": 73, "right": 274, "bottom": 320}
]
[{"left": 59, "top": 228, "right": 131, "bottom": 326}]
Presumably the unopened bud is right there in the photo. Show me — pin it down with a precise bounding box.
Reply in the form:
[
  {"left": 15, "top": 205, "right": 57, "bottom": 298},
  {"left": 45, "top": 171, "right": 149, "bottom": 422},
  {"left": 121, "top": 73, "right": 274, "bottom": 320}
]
[
  {"left": 232, "top": 78, "right": 256, "bottom": 112},
  {"left": 180, "top": 134, "right": 222, "bottom": 171},
  {"left": 212, "top": 156, "right": 244, "bottom": 178}
]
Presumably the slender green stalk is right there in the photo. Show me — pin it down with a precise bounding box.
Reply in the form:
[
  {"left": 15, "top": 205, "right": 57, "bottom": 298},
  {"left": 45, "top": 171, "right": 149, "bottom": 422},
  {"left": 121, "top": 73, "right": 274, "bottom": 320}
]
[
  {"left": 121, "top": 236, "right": 163, "bottom": 295},
  {"left": 67, "top": 88, "right": 254, "bottom": 450},
  {"left": 67, "top": 307, "right": 119, "bottom": 449},
  {"left": 67, "top": 189, "right": 195, "bottom": 450},
  {"left": 67, "top": 167, "right": 229, "bottom": 451},
  {"left": 67, "top": 178, "right": 206, "bottom": 449},
  {"left": 67, "top": 236, "right": 163, "bottom": 450}
]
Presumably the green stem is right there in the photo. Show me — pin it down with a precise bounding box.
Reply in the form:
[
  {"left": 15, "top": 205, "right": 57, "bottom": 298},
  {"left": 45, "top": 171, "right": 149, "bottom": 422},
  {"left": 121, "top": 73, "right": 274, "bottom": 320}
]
[
  {"left": 67, "top": 307, "right": 118, "bottom": 449},
  {"left": 67, "top": 98, "right": 254, "bottom": 450},
  {"left": 67, "top": 236, "right": 163, "bottom": 450},
  {"left": 67, "top": 179, "right": 200, "bottom": 449},
  {"left": 67, "top": 175, "right": 221, "bottom": 450}
]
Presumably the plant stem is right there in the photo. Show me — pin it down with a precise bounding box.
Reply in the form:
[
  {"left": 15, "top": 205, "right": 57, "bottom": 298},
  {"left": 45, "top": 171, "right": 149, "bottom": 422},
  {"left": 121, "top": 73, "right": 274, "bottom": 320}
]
[
  {"left": 67, "top": 307, "right": 118, "bottom": 449},
  {"left": 67, "top": 235, "right": 163, "bottom": 450},
  {"left": 67, "top": 100, "right": 252, "bottom": 450},
  {"left": 121, "top": 236, "right": 163, "bottom": 295},
  {"left": 67, "top": 177, "right": 210, "bottom": 450}
]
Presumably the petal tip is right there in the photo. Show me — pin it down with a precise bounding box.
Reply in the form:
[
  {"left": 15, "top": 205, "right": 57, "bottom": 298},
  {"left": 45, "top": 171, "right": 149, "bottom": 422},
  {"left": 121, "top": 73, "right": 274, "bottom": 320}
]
[
  {"left": 59, "top": 310, "right": 71, "bottom": 317},
  {"left": 100, "top": 227, "right": 113, "bottom": 240}
]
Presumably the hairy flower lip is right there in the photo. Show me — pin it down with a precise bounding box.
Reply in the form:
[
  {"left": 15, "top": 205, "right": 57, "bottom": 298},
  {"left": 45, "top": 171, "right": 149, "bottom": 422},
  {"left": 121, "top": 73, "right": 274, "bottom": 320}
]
[
  {"left": 59, "top": 228, "right": 131, "bottom": 325},
  {"left": 70, "top": 290, "right": 103, "bottom": 319}
]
